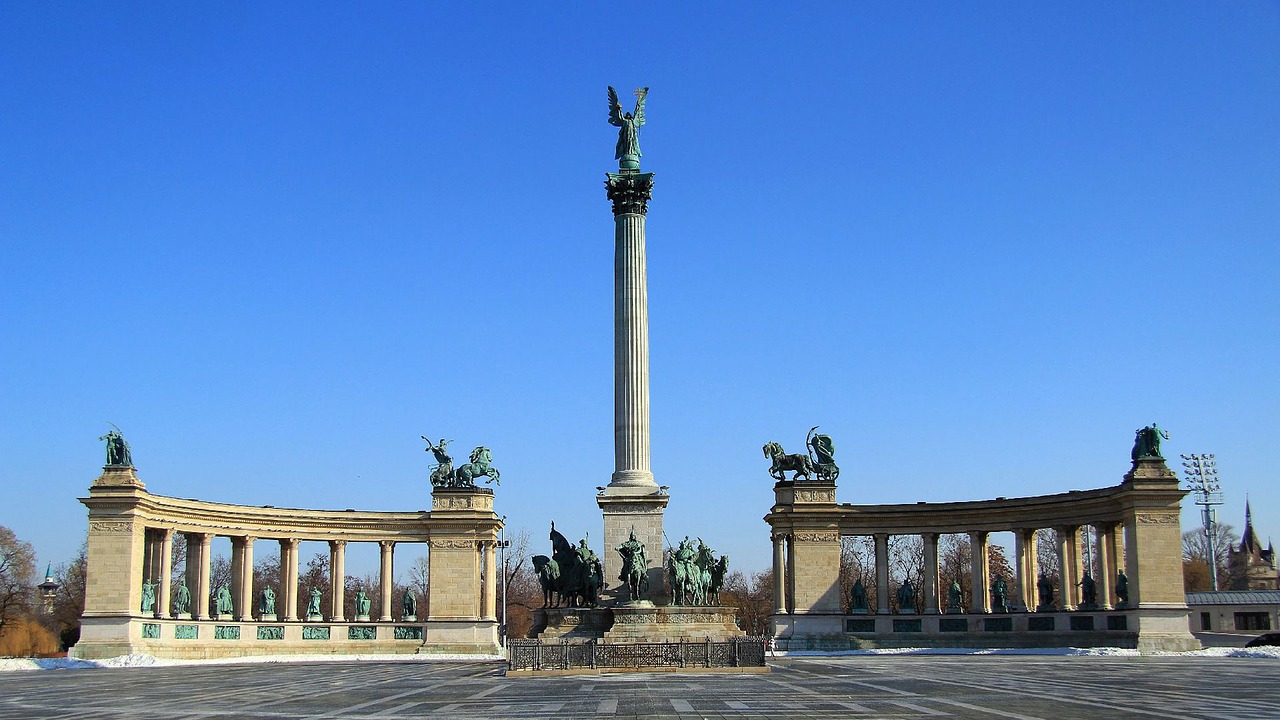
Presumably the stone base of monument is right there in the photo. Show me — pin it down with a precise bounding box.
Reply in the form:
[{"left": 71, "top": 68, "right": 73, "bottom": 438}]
[
  {"left": 530, "top": 607, "right": 613, "bottom": 639},
  {"left": 531, "top": 605, "right": 744, "bottom": 643},
  {"left": 418, "top": 619, "right": 502, "bottom": 655},
  {"left": 354, "top": 614, "right": 370, "bottom": 622},
  {"left": 605, "top": 606, "right": 744, "bottom": 643},
  {"left": 258, "top": 613, "right": 277, "bottom": 621}
]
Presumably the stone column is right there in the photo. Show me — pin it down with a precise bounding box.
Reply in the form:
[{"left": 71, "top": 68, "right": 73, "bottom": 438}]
[
  {"left": 874, "top": 534, "right": 890, "bottom": 614},
  {"left": 195, "top": 533, "right": 213, "bottom": 620},
  {"left": 378, "top": 541, "right": 395, "bottom": 622},
  {"left": 969, "top": 531, "right": 989, "bottom": 614},
  {"left": 482, "top": 541, "right": 497, "bottom": 620},
  {"left": 1015, "top": 528, "right": 1037, "bottom": 610},
  {"left": 1095, "top": 524, "right": 1113, "bottom": 610},
  {"left": 183, "top": 533, "right": 199, "bottom": 610},
  {"left": 329, "top": 540, "right": 346, "bottom": 621},
  {"left": 785, "top": 535, "right": 797, "bottom": 613},
  {"left": 1057, "top": 526, "right": 1078, "bottom": 610},
  {"left": 598, "top": 169, "right": 667, "bottom": 602},
  {"left": 237, "top": 537, "right": 254, "bottom": 620},
  {"left": 281, "top": 539, "right": 299, "bottom": 621},
  {"left": 144, "top": 531, "right": 159, "bottom": 588},
  {"left": 1104, "top": 523, "right": 1122, "bottom": 607},
  {"left": 771, "top": 533, "right": 787, "bottom": 614},
  {"left": 157, "top": 528, "right": 173, "bottom": 619},
  {"left": 922, "top": 533, "right": 940, "bottom": 614}
]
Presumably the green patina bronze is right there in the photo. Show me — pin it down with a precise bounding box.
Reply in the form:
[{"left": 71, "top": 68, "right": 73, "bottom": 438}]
[
  {"left": 354, "top": 589, "right": 372, "bottom": 617},
  {"left": 850, "top": 579, "right": 869, "bottom": 611},
  {"left": 348, "top": 626, "right": 376, "bottom": 640},
  {"left": 174, "top": 624, "right": 198, "bottom": 640},
  {"left": 990, "top": 576, "right": 1009, "bottom": 612},
  {"left": 1037, "top": 573, "right": 1055, "bottom": 610},
  {"left": 1131, "top": 423, "right": 1170, "bottom": 460},
  {"left": 533, "top": 522, "right": 601, "bottom": 608},
  {"left": 302, "top": 626, "right": 329, "bottom": 640},
  {"left": 607, "top": 86, "right": 648, "bottom": 171},
  {"left": 258, "top": 625, "right": 284, "bottom": 640},
  {"left": 764, "top": 428, "right": 840, "bottom": 483},
  {"left": 402, "top": 589, "right": 417, "bottom": 619},
  {"left": 423, "top": 436, "right": 500, "bottom": 488},
  {"left": 172, "top": 579, "right": 191, "bottom": 615},
  {"left": 213, "top": 625, "right": 240, "bottom": 640},
  {"left": 948, "top": 579, "right": 963, "bottom": 610},
  {"left": 1079, "top": 573, "right": 1098, "bottom": 608},
  {"left": 98, "top": 425, "right": 133, "bottom": 467},
  {"left": 306, "top": 588, "right": 323, "bottom": 619},
  {"left": 394, "top": 626, "right": 423, "bottom": 640},
  {"left": 896, "top": 576, "right": 916, "bottom": 609},
  {"left": 665, "top": 534, "right": 725, "bottom": 606},
  {"left": 214, "top": 584, "right": 234, "bottom": 617},
  {"left": 141, "top": 623, "right": 160, "bottom": 639},
  {"left": 258, "top": 586, "right": 276, "bottom": 616},
  {"left": 140, "top": 581, "right": 156, "bottom": 614},
  {"left": 615, "top": 528, "right": 649, "bottom": 602}
]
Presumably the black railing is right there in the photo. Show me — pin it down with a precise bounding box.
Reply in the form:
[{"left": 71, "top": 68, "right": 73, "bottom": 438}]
[{"left": 507, "top": 637, "right": 767, "bottom": 671}]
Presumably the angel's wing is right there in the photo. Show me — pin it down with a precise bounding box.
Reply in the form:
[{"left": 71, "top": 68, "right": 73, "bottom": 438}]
[
  {"left": 608, "top": 86, "right": 623, "bottom": 126},
  {"left": 632, "top": 86, "right": 648, "bottom": 126}
]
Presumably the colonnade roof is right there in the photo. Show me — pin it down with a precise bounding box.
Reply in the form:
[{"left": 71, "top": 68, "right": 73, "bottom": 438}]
[
  {"left": 83, "top": 485, "right": 502, "bottom": 542},
  {"left": 769, "top": 477, "right": 1187, "bottom": 536}
]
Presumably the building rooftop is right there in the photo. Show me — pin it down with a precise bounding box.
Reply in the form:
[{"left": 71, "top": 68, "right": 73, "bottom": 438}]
[{"left": 1186, "top": 590, "right": 1280, "bottom": 606}]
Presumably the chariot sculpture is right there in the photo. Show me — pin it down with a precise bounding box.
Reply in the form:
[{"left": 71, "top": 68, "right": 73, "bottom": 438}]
[
  {"left": 764, "top": 426, "right": 839, "bottom": 482},
  {"left": 423, "top": 435, "right": 500, "bottom": 488}
]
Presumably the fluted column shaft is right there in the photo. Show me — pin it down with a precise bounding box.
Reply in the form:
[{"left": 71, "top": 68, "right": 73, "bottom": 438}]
[
  {"left": 922, "top": 533, "right": 939, "bottom": 614},
  {"left": 970, "top": 531, "right": 990, "bottom": 614},
  {"left": 611, "top": 210, "right": 654, "bottom": 486},
  {"left": 772, "top": 534, "right": 787, "bottom": 614},
  {"left": 236, "top": 537, "right": 254, "bottom": 620},
  {"left": 281, "top": 539, "right": 299, "bottom": 621},
  {"left": 874, "top": 534, "right": 890, "bottom": 614},
  {"left": 330, "top": 540, "right": 346, "bottom": 621},
  {"left": 379, "top": 541, "right": 394, "bottom": 622},
  {"left": 157, "top": 529, "right": 173, "bottom": 618},
  {"left": 195, "top": 533, "right": 213, "bottom": 620}
]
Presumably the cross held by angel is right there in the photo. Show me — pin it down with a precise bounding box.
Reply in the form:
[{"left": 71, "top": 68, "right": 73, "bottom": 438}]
[{"left": 608, "top": 86, "right": 648, "bottom": 171}]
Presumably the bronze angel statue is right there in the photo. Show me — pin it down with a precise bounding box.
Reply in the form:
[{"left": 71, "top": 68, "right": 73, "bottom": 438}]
[{"left": 608, "top": 86, "right": 648, "bottom": 171}]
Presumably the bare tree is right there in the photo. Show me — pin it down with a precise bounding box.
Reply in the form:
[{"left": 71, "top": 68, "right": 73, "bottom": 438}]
[
  {"left": 719, "top": 569, "right": 773, "bottom": 635},
  {"left": 45, "top": 541, "right": 87, "bottom": 650},
  {"left": 0, "top": 525, "right": 36, "bottom": 640},
  {"left": 1182, "top": 524, "right": 1240, "bottom": 591}
]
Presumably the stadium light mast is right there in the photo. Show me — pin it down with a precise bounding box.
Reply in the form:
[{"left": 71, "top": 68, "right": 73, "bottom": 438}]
[{"left": 1181, "top": 453, "right": 1223, "bottom": 591}]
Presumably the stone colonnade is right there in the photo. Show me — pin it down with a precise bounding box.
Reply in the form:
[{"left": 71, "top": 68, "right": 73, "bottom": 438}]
[
  {"left": 766, "top": 456, "right": 1198, "bottom": 653},
  {"left": 72, "top": 466, "right": 502, "bottom": 659}
]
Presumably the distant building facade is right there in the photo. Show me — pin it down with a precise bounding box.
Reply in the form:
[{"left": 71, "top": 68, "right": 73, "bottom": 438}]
[
  {"left": 1227, "top": 502, "right": 1278, "bottom": 591},
  {"left": 1187, "top": 590, "right": 1279, "bottom": 632}
]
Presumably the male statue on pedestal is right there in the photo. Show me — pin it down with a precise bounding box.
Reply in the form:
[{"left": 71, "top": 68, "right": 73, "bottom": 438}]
[{"left": 615, "top": 529, "right": 649, "bottom": 602}]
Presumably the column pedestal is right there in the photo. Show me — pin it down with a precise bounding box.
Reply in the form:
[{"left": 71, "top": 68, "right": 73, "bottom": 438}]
[{"left": 598, "top": 488, "right": 669, "bottom": 604}]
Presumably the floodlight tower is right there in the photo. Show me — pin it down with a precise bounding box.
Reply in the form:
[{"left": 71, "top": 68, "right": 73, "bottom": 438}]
[{"left": 1181, "top": 453, "right": 1223, "bottom": 591}]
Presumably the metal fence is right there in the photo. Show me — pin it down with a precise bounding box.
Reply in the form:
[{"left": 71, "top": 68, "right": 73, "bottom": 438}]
[{"left": 507, "top": 637, "right": 767, "bottom": 671}]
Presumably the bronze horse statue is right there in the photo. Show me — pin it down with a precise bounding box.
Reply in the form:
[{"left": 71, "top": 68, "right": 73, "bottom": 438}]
[{"left": 762, "top": 441, "right": 814, "bottom": 481}]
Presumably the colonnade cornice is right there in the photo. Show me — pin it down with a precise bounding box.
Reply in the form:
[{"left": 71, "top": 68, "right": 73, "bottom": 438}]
[
  {"left": 767, "top": 481, "right": 1180, "bottom": 537},
  {"left": 85, "top": 488, "right": 504, "bottom": 543}
]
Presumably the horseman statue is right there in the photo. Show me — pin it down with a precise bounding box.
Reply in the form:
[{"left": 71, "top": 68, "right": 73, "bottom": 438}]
[
  {"left": 615, "top": 528, "right": 650, "bottom": 602},
  {"left": 665, "top": 535, "right": 727, "bottom": 607},
  {"left": 423, "top": 435, "right": 501, "bottom": 488},
  {"left": 532, "top": 522, "right": 601, "bottom": 608}
]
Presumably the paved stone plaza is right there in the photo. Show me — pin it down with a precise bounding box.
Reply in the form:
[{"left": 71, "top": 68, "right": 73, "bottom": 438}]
[{"left": 2, "top": 656, "right": 1277, "bottom": 719}]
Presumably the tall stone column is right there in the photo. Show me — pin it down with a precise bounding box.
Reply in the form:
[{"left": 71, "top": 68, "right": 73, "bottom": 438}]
[
  {"left": 1103, "top": 522, "right": 1122, "bottom": 606},
  {"left": 1057, "top": 526, "right": 1079, "bottom": 610},
  {"left": 598, "top": 169, "right": 669, "bottom": 603},
  {"left": 874, "top": 534, "right": 890, "bottom": 614},
  {"left": 236, "top": 537, "right": 254, "bottom": 620},
  {"left": 1094, "top": 524, "right": 1113, "bottom": 610},
  {"left": 195, "top": 533, "right": 213, "bottom": 620},
  {"left": 1016, "top": 528, "right": 1038, "bottom": 610},
  {"left": 771, "top": 534, "right": 787, "bottom": 614},
  {"left": 969, "top": 531, "right": 990, "bottom": 614},
  {"left": 329, "top": 540, "right": 346, "bottom": 621},
  {"left": 922, "top": 533, "right": 940, "bottom": 614},
  {"left": 378, "top": 541, "right": 394, "bottom": 622},
  {"left": 281, "top": 539, "right": 299, "bottom": 621},
  {"left": 157, "top": 528, "right": 173, "bottom": 619}
]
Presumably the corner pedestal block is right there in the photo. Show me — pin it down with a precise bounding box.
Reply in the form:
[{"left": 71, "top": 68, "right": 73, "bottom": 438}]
[{"left": 419, "top": 620, "right": 501, "bottom": 656}]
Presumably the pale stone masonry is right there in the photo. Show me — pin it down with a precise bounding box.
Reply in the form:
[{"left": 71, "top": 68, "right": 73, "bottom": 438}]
[
  {"left": 599, "top": 169, "right": 668, "bottom": 602},
  {"left": 73, "top": 467, "right": 502, "bottom": 659},
  {"left": 766, "top": 455, "right": 1199, "bottom": 653}
]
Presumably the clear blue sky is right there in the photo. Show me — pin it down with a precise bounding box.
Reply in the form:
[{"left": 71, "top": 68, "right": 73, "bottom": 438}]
[{"left": 2, "top": 3, "right": 1277, "bottom": 579}]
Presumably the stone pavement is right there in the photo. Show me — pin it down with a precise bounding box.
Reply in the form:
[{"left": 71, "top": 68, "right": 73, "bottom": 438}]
[{"left": 2, "top": 655, "right": 1278, "bottom": 719}]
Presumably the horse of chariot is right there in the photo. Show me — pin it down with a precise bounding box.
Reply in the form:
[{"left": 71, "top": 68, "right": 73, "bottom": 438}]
[{"left": 763, "top": 426, "right": 839, "bottom": 483}]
